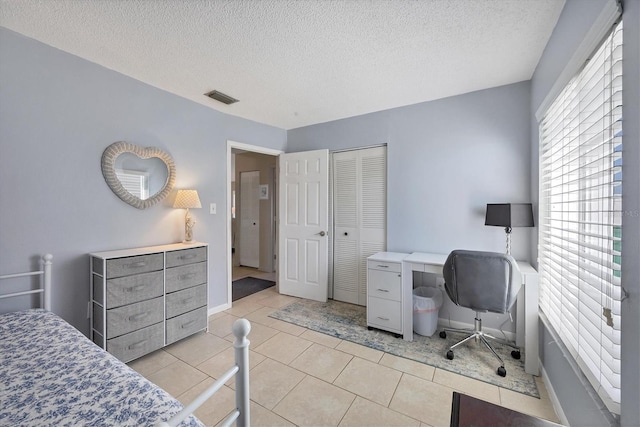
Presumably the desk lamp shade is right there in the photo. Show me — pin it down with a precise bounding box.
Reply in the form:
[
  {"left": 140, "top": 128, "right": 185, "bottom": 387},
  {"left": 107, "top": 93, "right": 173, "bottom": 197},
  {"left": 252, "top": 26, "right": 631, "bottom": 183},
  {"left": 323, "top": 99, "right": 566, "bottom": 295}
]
[
  {"left": 485, "top": 203, "right": 534, "bottom": 254},
  {"left": 174, "top": 190, "right": 202, "bottom": 243}
]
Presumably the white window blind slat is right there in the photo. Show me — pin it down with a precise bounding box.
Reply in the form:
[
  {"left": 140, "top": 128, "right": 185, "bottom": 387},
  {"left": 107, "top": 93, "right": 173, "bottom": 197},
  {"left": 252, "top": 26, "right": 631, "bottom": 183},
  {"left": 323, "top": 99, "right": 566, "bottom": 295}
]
[{"left": 538, "top": 20, "right": 622, "bottom": 413}]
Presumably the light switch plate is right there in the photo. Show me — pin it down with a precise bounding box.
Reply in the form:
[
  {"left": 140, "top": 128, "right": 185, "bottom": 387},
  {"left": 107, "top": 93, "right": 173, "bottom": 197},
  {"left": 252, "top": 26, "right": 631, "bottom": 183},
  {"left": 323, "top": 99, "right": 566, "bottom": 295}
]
[{"left": 210, "top": 203, "right": 216, "bottom": 214}]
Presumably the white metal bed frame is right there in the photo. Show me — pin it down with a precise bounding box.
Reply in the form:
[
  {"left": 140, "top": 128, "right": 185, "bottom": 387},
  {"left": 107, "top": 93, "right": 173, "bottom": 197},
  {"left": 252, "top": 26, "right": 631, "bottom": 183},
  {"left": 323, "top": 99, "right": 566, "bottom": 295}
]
[{"left": 0, "top": 254, "right": 250, "bottom": 427}]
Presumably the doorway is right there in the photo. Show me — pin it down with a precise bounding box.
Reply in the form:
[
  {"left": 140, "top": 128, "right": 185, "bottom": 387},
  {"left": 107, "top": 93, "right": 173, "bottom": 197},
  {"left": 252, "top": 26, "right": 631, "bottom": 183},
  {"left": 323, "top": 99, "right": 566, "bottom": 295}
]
[{"left": 227, "top": 141, "right": 282, "bottom": 306}]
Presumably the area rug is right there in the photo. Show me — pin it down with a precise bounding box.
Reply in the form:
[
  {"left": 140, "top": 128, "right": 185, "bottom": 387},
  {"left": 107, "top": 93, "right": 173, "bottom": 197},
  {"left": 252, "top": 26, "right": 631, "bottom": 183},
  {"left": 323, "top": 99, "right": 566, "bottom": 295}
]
[
  {"left": 269, "top": 299, "right": 539, "bottom": 398},
  {"left": 232, "top": 277, "right": 275, "bottom": 301}
]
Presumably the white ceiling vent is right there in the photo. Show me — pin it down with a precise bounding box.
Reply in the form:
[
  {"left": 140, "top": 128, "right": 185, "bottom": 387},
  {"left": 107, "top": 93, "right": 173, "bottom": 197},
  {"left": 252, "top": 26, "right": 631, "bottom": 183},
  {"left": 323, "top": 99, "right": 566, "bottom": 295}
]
[{"left": 205, "top": 90, "right": 239, "bottom": 105}]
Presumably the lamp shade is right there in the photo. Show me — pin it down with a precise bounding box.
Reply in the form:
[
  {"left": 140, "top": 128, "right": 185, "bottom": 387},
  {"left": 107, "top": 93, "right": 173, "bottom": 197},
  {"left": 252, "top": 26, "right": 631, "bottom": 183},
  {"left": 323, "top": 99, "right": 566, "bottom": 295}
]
[
  {"left": 173, "top": 190, "right": 202, "bottom": 209},
  {"left": 485, "top": 203, "right": 534, "bottom": 228}
]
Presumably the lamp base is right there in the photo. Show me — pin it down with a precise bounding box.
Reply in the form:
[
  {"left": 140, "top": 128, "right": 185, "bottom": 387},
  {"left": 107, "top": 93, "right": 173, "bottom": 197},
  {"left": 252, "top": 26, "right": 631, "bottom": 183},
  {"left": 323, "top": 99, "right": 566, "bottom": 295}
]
[{"left": 181, "top": 240, "right": 199, "bottom": 245}]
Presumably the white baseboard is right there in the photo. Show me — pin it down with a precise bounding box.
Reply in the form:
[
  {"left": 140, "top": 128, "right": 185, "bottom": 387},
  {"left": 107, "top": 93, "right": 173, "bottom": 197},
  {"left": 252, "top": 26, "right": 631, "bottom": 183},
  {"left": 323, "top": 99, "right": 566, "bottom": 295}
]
[
  {"left": 437, "top": 318, "right": 517, "bottom": 343},
  {"left": 540, "top": 361, "right": 569, "bottom": 426},
  {"left": 208, "top": 302, "right": 231, "bottom": 317}
]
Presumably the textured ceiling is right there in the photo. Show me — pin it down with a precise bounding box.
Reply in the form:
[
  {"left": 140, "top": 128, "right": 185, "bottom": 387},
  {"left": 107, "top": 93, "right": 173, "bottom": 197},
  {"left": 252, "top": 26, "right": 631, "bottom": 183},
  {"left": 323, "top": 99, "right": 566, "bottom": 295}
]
[{"left": 0, "top": 0, "right": 565, "bottom": 130}]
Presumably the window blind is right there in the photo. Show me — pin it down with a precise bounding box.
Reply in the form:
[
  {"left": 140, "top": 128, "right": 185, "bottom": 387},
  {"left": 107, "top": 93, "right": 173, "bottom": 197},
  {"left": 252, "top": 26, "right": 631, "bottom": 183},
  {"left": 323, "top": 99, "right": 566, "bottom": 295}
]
[{"left": 539, "top": 21, "right": 623, "bottom": 413}]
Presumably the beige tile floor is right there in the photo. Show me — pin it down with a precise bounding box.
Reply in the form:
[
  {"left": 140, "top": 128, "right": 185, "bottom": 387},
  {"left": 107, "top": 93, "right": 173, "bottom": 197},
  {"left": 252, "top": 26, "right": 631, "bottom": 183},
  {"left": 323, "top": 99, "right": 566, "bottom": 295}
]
[{"left": 128, "top": 287, "right": 562, "bottom": 427}]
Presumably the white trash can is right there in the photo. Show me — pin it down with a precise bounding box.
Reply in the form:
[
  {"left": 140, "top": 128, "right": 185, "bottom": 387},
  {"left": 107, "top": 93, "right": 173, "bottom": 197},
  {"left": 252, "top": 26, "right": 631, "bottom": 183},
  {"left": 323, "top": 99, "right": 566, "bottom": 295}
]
[{"left": 413, "top": 287, "right": 444, "bottom": 337}]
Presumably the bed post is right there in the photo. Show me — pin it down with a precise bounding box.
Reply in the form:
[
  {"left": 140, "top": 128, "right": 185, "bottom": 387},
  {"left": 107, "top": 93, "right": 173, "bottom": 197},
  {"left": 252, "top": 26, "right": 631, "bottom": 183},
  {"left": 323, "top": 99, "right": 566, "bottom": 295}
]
[
  {"left": 42, "top": 254, "right": 53, "bottom": 311},
  {"left": 233, "top": 318, "right": 251, "bottom": 427}
]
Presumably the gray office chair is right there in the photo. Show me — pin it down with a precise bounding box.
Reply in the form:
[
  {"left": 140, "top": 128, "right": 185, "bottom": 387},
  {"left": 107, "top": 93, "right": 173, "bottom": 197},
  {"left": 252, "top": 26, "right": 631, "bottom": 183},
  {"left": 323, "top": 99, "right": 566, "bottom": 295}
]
[{"left": 438, "top": 249, "right": 522, "bottom": 377}]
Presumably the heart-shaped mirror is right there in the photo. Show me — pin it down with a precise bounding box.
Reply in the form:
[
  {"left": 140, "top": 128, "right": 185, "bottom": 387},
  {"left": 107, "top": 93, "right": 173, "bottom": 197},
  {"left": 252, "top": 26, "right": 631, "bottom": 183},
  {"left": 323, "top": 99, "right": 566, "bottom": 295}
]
[{"left": 101, "top": 141, "right": 176, "bottom": 209}]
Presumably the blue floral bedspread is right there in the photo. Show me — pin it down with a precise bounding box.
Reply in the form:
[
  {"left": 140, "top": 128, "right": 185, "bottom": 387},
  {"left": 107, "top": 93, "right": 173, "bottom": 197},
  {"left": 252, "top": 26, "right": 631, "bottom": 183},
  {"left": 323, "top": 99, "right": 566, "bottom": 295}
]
[{"left": 0, "top": 310, "right": 204, "bottom": 427}]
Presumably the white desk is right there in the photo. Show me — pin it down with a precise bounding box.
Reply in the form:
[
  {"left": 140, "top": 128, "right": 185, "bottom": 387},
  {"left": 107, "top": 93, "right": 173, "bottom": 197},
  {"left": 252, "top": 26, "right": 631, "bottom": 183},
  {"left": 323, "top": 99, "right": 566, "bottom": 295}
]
[{"left": 400, "top": 252, "right": 539, "bottom": 376}]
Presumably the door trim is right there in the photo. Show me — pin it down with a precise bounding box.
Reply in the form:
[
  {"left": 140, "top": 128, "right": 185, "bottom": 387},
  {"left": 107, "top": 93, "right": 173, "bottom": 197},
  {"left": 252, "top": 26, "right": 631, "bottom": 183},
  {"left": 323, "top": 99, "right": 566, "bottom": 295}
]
[{"left": 227, "top": 140, "right": 283, "bottom": 307}]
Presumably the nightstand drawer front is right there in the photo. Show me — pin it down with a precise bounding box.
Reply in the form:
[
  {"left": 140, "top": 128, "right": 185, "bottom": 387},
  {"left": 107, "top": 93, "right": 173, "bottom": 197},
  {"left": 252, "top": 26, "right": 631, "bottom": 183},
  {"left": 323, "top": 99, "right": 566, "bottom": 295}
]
[
  {"left": 166, "top": 284, "right": 207, "bottom": 319},
  {"left": 166, "top": 247, "right": 207, "bottom": 268},
  {"left": 368, "top": 270, "right": 402, "bottom": 301},
  {"left": 166, "top": 262, "right": 207, "bottom": 293},
  {"left": 106, "top": 254, "right": 164, "bottom": 279},
  {"left": 367, "top": 260, "right": 402, "bottom": 273},
  {"left": 367, "top": 297, "right": 402, "bottom": 332},
  {"left": 105, "top": 271, "right": 164, "bottom": 308},
  {"left": 166, "top": 307, "right": 207, "bottom": 344},
  {"left": 107, "top": 322, "right": 164, "bottom": 363},
  {"left": 106, "top": 296, "right": 164, "bottom": 339}
]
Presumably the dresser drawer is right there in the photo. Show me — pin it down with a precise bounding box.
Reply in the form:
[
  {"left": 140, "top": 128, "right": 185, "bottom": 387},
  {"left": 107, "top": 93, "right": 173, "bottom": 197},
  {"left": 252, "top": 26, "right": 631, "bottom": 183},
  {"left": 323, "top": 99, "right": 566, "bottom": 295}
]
[
  {"left": 166, "top": 262, "right": 207, "bottom": 293},
  {"left": 367, "top": 269, "right": 402, "bottom": 301},
  {"left": 166, "top": 246, "right": 207, "bottom": 268},
  {"left": 107, "top": 322, "right": 164, "bottom": 363},
  {"left": 103, "top": 270, "right": 164, "bottom": 308},
  {"left": 367, "top": 297, "right": 402, "bottom": 333},
  {"left": 106, "top": 296, "right": 164, "bottom": 339},
  {"left": 367, "top": 260, "right": 402, "bottom": 273},
  {"left": 106, "top": 253, "right": 164, "bottom": 279},
  {"left": 166, "top": 306, "right": 207, "bottom": 345},
  {"left": 166, "top": 284, "right": 207, "bottom": 319}
]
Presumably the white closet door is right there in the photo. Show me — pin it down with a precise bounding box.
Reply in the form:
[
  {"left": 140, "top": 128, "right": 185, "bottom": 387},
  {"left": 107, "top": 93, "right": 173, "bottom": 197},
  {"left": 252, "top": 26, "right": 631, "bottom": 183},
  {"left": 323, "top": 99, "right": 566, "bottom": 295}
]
[
  {"left": 239, "top": 170, "right": 260, "bottom": 268},
  {"left": 333, "top": 146, "right": 386, "bottom": 306}
]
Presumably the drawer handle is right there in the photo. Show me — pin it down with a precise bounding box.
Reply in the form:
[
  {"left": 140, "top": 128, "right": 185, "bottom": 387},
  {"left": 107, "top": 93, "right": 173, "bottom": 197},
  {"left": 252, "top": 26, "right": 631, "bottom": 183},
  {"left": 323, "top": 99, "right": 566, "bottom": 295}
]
[
  {"left": 181, "top": 320, "right": 197, "bottom": 329},
  {"left": 377, "top": 316, "right": 390, "bottom": 321},
  {"left": 126, "top": 261, "right": 147, "bottom": 268},
  {"left": 125, "top": 284, "right": 148, "bottom": 293},
  {"left": 128, "top": 312, "right": 149, "bottom": 322},
  {"left": 128, "top": 340, "right": 147, "bottom": 350},
  {"left": 179, "top": 254, "right": 197, "bottom": 260},
  {"left": 376, "top": 288, "right": 390, "bottom": 293},
  {"left": 377, "top": 265, "right": 389, "bottom": 268},
  {"left": 178, "top": 273, "right": 196, "bottom": 281},
  {"left": 181, "top": 297, "right": 194, "bottom": 304}
]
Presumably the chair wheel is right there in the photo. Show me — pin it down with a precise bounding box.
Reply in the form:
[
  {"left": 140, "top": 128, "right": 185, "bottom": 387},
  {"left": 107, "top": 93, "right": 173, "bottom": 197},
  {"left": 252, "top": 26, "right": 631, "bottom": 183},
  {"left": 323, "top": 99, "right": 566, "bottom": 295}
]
[
  {"left": 497, "top": 366, "right": 506, "bottom": 377},
  {"left": 511, "top": 350, "right": 521, "bottom": 360},
  {"left": 446, "top": 350, "right": 454, "bottom": 360},
  {"left": 439, "top": 331, "right": 447, "bottom": 339}
]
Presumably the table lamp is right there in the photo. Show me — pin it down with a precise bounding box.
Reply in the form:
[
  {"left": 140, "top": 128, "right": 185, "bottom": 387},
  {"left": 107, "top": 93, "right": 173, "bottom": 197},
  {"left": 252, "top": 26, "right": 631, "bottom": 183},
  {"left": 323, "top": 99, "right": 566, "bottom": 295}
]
[
  {"left": 485, "top": 203, "right": 534, "bottom": 255},
  {"left": 173, "top": 189, "right": 202, "bottom": 243}
]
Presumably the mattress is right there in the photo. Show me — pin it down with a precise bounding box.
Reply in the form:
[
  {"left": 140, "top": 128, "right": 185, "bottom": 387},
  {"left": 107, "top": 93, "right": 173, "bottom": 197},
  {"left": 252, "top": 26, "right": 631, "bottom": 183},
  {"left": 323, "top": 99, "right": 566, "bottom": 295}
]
[{"left": 0, "top": 309, "right": 204, "bottom": 427}]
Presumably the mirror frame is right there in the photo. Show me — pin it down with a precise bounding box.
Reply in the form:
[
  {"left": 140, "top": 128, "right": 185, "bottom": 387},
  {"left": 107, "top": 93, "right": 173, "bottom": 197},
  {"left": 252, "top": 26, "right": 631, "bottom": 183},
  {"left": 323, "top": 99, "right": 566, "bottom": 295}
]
[{"left": 101, "top": 141, "right": 176, "bottom": 209}]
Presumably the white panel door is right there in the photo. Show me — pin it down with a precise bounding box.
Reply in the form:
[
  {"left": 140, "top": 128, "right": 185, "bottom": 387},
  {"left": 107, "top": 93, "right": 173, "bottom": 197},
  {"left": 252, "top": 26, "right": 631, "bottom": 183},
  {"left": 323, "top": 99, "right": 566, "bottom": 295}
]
[
  {"left": 333, "top": 146, "right": 386, "bottom": 306},
  {"left": 239, "top": 170, "right": 260, "bottom": 268},
  {"left": 278, "top": 150, "right": 329, "bottom": 302}
]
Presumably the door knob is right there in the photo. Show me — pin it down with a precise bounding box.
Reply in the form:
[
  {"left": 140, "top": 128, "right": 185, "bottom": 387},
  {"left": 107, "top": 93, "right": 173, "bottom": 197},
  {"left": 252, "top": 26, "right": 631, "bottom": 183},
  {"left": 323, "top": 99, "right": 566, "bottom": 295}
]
[{"left": 317, "top": 231, "right": 326, "bottom": 236}]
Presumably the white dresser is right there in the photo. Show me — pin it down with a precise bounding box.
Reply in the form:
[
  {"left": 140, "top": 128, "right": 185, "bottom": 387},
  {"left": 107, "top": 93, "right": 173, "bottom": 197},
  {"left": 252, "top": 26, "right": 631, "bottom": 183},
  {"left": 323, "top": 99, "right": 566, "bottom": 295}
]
[
  {"left": 366, "top": 252, "right": 410, "bottom": 337},
  {"left": 90, "top": 243, "right": 208, "bottom": 362}
]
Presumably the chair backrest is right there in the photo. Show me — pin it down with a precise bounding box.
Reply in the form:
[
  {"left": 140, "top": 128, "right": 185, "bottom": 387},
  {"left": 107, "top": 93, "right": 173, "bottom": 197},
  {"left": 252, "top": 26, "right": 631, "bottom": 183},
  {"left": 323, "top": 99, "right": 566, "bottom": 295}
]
[{"left": 442, "top": 250, "right": 522, "bottom": 314}]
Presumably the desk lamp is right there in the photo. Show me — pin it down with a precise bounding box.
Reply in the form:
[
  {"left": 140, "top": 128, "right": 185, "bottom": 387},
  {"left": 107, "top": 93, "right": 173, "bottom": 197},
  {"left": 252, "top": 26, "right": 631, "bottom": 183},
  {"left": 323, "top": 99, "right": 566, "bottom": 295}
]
[
  {"left": 485, "top": 203, "right": 534, "bottom": 255},
  {"left": 173, "top": 189, "right": 202, "bottom": 243}
]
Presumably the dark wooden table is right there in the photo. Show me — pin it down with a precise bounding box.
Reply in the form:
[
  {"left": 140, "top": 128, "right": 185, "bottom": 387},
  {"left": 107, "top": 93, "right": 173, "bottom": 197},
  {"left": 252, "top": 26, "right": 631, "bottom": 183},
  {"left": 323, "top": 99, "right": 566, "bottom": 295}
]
[{"left": 450, "top": 392, "right": 563, "bottom": 427}]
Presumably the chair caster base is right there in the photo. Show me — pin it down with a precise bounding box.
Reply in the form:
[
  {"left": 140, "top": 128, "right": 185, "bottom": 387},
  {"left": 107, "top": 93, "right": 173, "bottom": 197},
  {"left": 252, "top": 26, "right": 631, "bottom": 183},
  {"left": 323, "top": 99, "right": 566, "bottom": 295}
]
[
  {"left": 446, "top": 350, "right": 454, "bottom": 360},
  {"left": 439, "top": 331, "right": 447, "bottom": 339},
  {"left": 497, "top": 366, "right": 506, "bottom": 377},
  {"left": 511, "top": 350, "right": 521, "bottom": 360}
]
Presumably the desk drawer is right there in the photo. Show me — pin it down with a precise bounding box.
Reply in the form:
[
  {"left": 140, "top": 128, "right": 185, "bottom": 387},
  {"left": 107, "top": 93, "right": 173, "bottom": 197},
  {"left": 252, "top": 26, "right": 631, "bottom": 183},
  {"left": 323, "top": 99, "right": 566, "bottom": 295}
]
[
  {"left": 367, "top": 269, "right": 402, "bottom": 301},
  {"left": 166, "top": 306, "right": 207, "bottom": 345},
  {"left": 166, "top": 284, "right": 207, "bottom": 319},
  {"left": 367, "top": 260, "right": 402, "bottom": 273},
  {"left": 166, "top": 246, "right": 207, "bottom": 268},
  {"left": 106, "top": 296, "right": 164, "bottom": 339},
  {"left": 107, "top": 322, "right": 164, "bottom": 363},
  {"left": 166, "top": 262, "right": 207, "bottom": 293},
  {"left": 367, "top": 297, "right": 402, "bottom": 333},
  {"left": 106, "top": 253, "right": 164, "bottom": 279}
]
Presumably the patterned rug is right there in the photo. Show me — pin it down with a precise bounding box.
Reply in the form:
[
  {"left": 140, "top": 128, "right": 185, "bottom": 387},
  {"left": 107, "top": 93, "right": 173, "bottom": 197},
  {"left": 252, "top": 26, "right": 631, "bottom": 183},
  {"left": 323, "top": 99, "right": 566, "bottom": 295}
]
[{"left": 269, "top": 299, "right": 539, "bottom": 398}]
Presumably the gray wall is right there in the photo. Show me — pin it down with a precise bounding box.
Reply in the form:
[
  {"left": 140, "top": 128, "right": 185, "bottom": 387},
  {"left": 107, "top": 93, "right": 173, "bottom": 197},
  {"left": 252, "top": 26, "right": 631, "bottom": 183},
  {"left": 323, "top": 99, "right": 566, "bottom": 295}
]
[
  {"left": 288, "top": 81, "right": 532, "bottom": 332},
  {"left": 530, "top": 0, "right": 640, "bottom": 425},
  {"left": 0, "top": 28, "right": 287, "bottom": 333}
]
